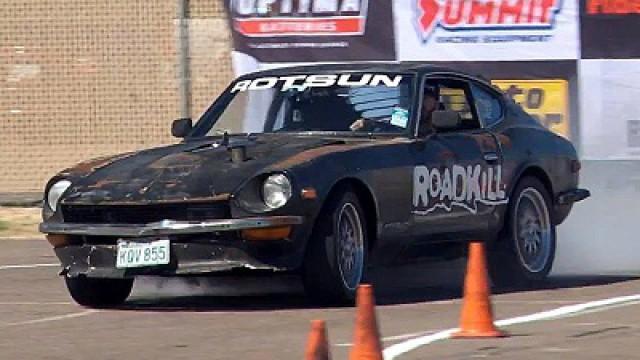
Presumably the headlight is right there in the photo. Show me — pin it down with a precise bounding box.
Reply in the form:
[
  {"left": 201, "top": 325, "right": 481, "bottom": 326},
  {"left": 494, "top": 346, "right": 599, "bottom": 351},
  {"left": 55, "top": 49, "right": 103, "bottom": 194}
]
[
  {"left": 262, "top": 174, "right": 292, "bottom": 209},
  {"left": 46, "top": 180, "right": 72, "bottom": 212}
]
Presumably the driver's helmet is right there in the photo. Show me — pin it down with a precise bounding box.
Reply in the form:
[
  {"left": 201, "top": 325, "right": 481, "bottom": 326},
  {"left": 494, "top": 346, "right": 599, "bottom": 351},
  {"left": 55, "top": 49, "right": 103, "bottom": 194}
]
[{"left": 424, "top": 84, "right": 440, "bottom": 99}]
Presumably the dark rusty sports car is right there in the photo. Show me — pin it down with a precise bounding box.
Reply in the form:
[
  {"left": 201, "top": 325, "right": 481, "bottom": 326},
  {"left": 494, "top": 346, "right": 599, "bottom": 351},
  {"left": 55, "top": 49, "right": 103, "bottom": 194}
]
[{"left": 40, "top": 63, "right": 589, "bottom": 307}]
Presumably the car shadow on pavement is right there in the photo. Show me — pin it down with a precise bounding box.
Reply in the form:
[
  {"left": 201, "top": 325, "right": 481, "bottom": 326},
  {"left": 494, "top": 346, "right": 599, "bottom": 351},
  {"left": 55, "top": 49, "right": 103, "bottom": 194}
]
[{"left": 115, "top": 262, "right": 640, "bottom": 311}]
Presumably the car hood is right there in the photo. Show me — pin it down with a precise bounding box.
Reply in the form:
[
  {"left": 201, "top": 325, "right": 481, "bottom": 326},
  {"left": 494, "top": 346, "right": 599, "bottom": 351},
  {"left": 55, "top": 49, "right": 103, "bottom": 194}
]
[{"left": 60, "top": 134, "right": 360, "bottom": 205}]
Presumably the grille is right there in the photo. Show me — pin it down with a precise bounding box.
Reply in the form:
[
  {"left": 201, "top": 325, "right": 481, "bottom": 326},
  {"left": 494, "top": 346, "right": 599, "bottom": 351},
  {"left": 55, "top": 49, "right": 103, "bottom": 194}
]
[{"left": 61, "top": 202, "right": 231, "bottom": 224}]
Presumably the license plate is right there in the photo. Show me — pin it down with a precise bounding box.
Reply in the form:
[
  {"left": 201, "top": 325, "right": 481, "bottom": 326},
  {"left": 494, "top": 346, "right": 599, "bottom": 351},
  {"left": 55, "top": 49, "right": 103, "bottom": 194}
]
[{"left": 116, "top": 239, "right": 170, "bottom": 269}]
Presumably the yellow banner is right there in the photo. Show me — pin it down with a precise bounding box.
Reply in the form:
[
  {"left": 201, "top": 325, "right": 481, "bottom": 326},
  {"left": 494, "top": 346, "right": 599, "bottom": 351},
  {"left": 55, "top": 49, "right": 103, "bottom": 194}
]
[{"left": 492, "top": 80, "right": 570, "bottom": 138}]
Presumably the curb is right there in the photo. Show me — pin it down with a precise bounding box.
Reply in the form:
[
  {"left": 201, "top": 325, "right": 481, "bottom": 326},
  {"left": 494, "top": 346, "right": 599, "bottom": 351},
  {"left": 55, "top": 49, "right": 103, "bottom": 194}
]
[
  {"left": 0, "top": 192, "right": 43, "bottom": 207},
  {"left": 0, "top": 236, "right": 45, "bottom": 241}
]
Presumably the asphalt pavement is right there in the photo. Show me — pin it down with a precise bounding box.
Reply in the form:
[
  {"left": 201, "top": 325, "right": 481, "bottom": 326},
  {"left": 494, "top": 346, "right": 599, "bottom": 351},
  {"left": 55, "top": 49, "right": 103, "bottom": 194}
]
[{"left": 1, "top": 239, "right": 639, "bottom": 360}]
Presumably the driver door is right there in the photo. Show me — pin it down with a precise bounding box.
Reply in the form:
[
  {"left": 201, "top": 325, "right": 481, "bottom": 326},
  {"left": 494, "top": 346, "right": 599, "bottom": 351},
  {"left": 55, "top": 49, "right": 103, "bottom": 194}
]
[{"left": 411, "top": 76, "right": 504, "bottom": 242}]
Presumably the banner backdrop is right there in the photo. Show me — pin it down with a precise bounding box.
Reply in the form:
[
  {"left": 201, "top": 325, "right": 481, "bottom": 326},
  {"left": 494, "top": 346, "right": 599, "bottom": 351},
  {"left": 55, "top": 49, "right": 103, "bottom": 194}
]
[
  {"left": 221, "top": 1, "right": 640, "bottom": 158},
  {"left": 393, "top": 0, "right": 580, "bottom": 61},
  {"left": 493, "top": 79, "right": 570, "bottom": 137},
  {"left": 224, "top": 0, "right": 396, "bottom": 62},
  {"left": 580, "top": 60, "right": 640, "bottom": 160},
  {"left": 580, "top": 0, "right": 640, "bottom": 59}
]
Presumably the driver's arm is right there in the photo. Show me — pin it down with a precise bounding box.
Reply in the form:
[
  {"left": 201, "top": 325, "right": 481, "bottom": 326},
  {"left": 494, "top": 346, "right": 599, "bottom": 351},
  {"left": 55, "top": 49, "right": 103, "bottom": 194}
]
[
  {"left": 349, "top": 117, "right": 393, "bottom": 132},
  {"left": 349, "top": 118, "right": 367, "bottom": 131}
]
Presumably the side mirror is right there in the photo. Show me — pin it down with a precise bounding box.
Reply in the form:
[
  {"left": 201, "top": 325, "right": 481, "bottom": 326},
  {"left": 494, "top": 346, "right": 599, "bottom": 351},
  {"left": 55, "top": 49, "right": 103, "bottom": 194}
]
[
  {"left": 171, "top": 118, "right": 192, "bottom": 138},
  {"left": 432, "top": 110, "right": 461, "bottom": 132}
]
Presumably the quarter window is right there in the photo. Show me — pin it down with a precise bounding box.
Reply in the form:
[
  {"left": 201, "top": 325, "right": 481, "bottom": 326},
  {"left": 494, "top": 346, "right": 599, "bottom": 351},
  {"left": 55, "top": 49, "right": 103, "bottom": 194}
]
[{"left": 470, "top": 84, "right": 503, "bottom": 127}]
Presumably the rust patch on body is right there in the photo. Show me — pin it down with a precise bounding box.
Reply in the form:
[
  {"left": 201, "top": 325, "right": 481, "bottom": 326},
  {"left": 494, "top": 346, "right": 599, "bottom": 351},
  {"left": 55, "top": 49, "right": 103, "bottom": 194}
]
[
  {"left": 86, "top": 179, "right": 123, "bottom": 189},
  {"left": 496, "top": 134, "right": 513, "bottom": 149},
  {"left": 147, "top": 153, "right": 201, "bottom": 169},
  {"left": 60, "top": 152, "right": 135, "bottom": 177}
]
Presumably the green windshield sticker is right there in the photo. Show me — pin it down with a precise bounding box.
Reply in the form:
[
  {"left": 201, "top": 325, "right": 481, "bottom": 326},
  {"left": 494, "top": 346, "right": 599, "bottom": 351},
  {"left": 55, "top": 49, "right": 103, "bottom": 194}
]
[{"left": 391, "top": 107, "right": 409, "bottom": 128}]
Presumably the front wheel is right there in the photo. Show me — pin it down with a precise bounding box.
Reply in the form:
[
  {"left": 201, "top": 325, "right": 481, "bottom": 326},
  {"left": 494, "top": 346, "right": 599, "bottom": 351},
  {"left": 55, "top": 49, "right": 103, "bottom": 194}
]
[
  {"left": 490, "top": 177, "right": 556, "bottom": 287},
  {"left": 303, "top": 189, "right": 367, "bottom": 304},
  {"left": 65, "top": 277, "right": 133, "bottom": 308}
]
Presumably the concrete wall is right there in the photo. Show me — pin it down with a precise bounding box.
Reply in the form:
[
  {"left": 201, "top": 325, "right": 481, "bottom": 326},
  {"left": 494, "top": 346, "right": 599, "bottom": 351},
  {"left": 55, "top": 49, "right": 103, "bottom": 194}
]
[{"left": 0, "top": 0, "right": 234, "bottom": 193}]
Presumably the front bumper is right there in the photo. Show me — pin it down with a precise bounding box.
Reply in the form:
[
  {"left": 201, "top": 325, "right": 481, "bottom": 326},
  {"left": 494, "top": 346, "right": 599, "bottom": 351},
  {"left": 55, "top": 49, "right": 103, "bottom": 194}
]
[
  {"left": 41, "top": 216, "right": 306, "bottom": 278},
  {"left": 55, "top": 242, "right": 291, "bottom": 278},
  {"left": 40, "top": 216, "right": 303, "bottom": 237}
]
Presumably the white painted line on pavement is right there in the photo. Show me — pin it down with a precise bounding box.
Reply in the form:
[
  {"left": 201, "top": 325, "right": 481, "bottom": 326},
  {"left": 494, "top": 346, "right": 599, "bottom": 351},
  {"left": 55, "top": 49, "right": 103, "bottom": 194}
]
[
  {"left": 493, "top": 299, "right": 580, "bottom": 304},
  {"left": 0, "top": 302, "right": 74, "bottom": 306},
  {"left": 1, "top": 310, "right": 98, "bottom": 328},
  {"left": 381, "top": 331, "right": 438, "bottom": 342},
  {"left": 0, "top": 263, "right": 59, "bottom": 271},
  {"left": 335, "top": 330, "right": 437, "bottom": 347},
  {"left": 383, "top": 294, "right": 640, "bottom": 360}
]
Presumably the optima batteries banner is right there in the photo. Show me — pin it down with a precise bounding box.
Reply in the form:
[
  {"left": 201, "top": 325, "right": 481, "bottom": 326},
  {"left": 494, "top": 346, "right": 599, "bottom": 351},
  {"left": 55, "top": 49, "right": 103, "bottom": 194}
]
[
  {"left": 225, "top": 0, "right": 396, "bottom": 62},
  {"left": 580, "top": 0, "right": 640, "bottom": 59},
  {"left": 393, "top": 0, "right": 580, "bottom": 61}
]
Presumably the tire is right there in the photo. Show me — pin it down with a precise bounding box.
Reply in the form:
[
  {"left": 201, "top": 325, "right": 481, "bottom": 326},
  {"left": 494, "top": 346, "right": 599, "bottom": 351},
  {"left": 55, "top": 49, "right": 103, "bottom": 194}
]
[
  {"left": 65, "top": 276, "right": 133, "bottom": 308},
  {"left": 303, "top": 188, "right": 368, "bottom": 304},
  {"left": 490, "top": 177, "right": 556, "bottom": 287}
]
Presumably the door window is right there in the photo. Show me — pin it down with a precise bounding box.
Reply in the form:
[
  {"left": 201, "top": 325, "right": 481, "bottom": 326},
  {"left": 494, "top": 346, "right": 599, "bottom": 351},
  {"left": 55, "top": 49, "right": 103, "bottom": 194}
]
[
  {"left": 439, "top": 86, "right": 475, "bottom": 123},
  {"left": 420, "top": 78, "right": 481, "bottom": 132}
]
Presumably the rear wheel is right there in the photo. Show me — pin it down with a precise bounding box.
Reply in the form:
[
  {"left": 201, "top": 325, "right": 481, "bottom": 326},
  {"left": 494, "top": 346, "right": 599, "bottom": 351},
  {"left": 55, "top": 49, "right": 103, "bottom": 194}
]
[
  {"left": 490, "top": 177, "right": 556, "bottom": 287},
  {"left": 303, "top": 188, "right": 367, "bottom": 304},
  {"left": 65, "top": 276, "right": 133, "bottom": 308}
]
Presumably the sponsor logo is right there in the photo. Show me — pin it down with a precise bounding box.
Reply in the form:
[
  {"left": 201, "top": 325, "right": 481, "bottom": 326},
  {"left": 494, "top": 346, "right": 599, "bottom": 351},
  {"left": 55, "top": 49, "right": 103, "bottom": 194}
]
[
  {"left": 230, "top": 74, "right": 402, "bottom": 92},
  {"left": 230, "top": 0, "right": 369, "bottom": 37},
  {"left": 415, "top": 0, "right": 563, "bottom": 40},
  {"left": 413, "top": 164, "right": 508, "bottom": 215},
  {"left": 492, "top": 80, "right": 569, "bottom": 138},
  {"left": 586, "top": 0, "right": 640, "bottom": 14}
]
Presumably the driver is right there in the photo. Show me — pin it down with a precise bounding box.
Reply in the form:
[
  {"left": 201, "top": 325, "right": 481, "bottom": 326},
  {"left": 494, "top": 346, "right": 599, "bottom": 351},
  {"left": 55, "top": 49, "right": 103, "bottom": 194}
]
[{"left": 417, "top": 85, "right": 440, "bottom": 136}]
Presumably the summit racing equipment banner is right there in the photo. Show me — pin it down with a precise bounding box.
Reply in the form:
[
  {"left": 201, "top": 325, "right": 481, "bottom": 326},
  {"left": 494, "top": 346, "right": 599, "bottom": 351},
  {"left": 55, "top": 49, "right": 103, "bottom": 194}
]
[
  {"left": 393, "top": 0, "right": 580, "bottom": 61},
  {"left": 580, "top": 0, "right": 640, "bottom": 59},
  {"left": 224, "top": 0, "right": 396, "bottom": 62}
]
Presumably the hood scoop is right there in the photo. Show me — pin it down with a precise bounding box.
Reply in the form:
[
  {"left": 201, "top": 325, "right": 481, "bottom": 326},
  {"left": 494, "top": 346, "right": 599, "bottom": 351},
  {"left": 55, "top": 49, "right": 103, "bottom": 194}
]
[
  {"left": 225, "top": 132, "right": 256, "bottom": 163},
  {"left": 188, "top": 132, "right": 256, "bottom": 163},
  {"left": 229, "top": 144, "right": 247, "bottom": 163}
]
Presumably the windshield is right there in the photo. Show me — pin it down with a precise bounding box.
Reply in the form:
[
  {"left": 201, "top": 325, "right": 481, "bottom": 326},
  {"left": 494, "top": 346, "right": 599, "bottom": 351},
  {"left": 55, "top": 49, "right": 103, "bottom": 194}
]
[{"left": 192, "top": 72, "right": 414, "bottom": 137}]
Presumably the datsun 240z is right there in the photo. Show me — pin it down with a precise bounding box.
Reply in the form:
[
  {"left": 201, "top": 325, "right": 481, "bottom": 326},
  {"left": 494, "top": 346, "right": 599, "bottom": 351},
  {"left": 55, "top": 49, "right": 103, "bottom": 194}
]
[{"left": 40, "top": 63, "right": 589, "bottom": 306}]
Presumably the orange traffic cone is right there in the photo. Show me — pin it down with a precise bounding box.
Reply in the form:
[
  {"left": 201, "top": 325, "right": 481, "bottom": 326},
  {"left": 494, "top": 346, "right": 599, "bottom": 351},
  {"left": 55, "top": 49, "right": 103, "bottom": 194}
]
[
  {"left": 349, "top": 284, "right": 384, "bottom": 360},
  {"left": 452, "top": 241, "right": 507, "bottom": 338},
  {"left": 305, "top": 320, "right": 331, "bottom": 360}
]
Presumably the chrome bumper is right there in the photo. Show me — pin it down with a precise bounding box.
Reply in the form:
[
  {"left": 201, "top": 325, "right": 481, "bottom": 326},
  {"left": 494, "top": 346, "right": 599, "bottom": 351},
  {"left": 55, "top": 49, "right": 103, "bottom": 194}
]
[{"left": 40, "top": 216, "right": 303, "bottom": 237}]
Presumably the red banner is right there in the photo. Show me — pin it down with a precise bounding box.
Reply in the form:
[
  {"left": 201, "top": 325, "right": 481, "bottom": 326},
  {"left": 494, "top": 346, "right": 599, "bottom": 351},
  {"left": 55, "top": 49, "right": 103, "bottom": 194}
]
[{"left": 234, "top": 17, "right": 365, "bottom": 37}]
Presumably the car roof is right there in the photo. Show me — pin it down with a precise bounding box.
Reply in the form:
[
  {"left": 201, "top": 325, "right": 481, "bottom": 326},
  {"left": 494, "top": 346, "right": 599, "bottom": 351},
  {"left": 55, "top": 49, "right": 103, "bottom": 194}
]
[{"left": 241, "top": 62, "right": 491, "bottom": 84}]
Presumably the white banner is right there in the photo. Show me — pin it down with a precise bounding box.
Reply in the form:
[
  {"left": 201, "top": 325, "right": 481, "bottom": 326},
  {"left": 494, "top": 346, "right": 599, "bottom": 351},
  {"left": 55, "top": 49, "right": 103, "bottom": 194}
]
[
  {"left": 393, "top": 0, "right": 579, "bottom": 61},
  {"left": 580, "top": 60, "right": 640, "bottom": 160}
]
